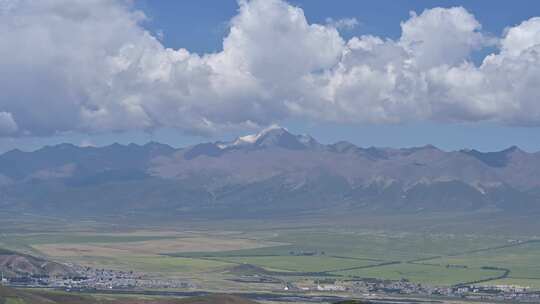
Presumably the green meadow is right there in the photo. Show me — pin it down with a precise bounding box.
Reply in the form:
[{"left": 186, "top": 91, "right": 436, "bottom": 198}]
[{"left": 2, "top": 215, "right": 540, "bottom": 290}]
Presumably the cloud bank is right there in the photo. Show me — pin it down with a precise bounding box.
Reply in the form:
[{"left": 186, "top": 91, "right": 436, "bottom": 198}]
[{"left": 1, "top": 0, "right": 540, "bottom": 137}]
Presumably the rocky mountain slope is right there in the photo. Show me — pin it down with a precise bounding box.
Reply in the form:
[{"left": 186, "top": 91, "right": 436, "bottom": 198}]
[
  {"left": 1, "top": 126, "right": 540, "bottom": 218},
  {"left": 0, "top": 249, "right": 75, "bottom": 278}
]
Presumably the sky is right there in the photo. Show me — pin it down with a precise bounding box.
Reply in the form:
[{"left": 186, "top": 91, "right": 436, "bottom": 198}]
[{"left": 1, "top": 0, "right": 540, "bottom": 152}]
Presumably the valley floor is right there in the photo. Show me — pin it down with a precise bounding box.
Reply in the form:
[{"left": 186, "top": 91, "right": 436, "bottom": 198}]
[{"left": 2, "top": 211, "right": 540, "bottom": 302}]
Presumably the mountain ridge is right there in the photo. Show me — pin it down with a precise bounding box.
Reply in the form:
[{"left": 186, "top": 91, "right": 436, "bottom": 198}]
[
  {"left": 1, "top": 126, "right": 540, "bottom": 218},
  {"left": 3, "top": 126, "right": 534, "bottom": 156}
]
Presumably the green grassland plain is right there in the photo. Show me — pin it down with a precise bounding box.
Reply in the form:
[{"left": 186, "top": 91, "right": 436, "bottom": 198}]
[{"left": 2, "top": 212, "right": 540, "bottom": 291}]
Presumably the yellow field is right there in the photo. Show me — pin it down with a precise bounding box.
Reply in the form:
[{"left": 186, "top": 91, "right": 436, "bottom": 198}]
[{"left": 34, "top": 236, "right": 282, "bottom": 257}]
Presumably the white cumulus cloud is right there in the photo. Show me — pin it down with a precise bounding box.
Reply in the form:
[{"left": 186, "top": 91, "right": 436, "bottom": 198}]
[
  {"left": 1, "top": 0, "right": 540, "bottom": 137},
  {"left": 0, "top": 112, "right": 18, "bottom": 135}
]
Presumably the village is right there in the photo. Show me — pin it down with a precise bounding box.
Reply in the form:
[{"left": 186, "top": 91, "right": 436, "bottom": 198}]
[
  {"left": 2, "top": 267, "right": 195, "bottom": 291},
  {"left": 4, "top": 266, "right": 539, "bottom": 303},
  {"left": 280, "top": 277, "right": 540, "bottom": 302}
]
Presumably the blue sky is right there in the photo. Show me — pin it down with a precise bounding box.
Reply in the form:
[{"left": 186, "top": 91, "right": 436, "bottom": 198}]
[
  {"left": 2, "top": 0, "right": 540, "bottom": 152},
  {"left": 136, "top": 1, "right": 539, "bottom": 54}
]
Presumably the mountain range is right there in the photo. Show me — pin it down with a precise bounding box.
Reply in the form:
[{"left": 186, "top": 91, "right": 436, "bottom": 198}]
[{"left": 2, "top": 126, "right": 540, "bottom": 218}]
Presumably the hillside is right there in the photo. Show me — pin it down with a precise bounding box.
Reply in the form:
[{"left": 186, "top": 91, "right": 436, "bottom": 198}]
[
  {"left": 0, "top": 286, "right": 260, "bottom": 304},
  {"left": 1, "top": 126, "right": 540, "bottom": 218},
  {"left": 0, "top": 249, "right": 75, "bottom": 278}
]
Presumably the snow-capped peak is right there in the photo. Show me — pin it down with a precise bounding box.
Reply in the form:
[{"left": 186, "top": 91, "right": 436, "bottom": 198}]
[
  {"left": 216, "top": 125, "right": 321, "bottom": 150},
  {"left": 239, "top": 125, "right": 285, "bottom": 143},
  {"left": 216, "top": 125, "right": 323, "bottom": 150},
  {"left": 218, "top": 125, "right": 289, "bottom": 149}
]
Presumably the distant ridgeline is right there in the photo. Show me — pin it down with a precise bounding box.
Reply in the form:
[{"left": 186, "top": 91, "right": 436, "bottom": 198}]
[{"left": 1, "top": 127, "right": 540, "bottom": 219}]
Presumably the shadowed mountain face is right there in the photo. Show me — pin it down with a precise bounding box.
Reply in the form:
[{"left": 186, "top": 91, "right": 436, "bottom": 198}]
[
  {"left": 1, "top": 126, "right": 540, "bottom": 218},
  {"left": 460, "top": 146, "right": 520, "bottom": 168}
]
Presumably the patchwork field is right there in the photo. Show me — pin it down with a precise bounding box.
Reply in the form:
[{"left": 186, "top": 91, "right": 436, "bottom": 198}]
[
  {"left": 210, "top": 256, "right": 375, "bottom": 273},
  {"left": 426, "top": 240, "right": 540, "bottom": 288},
  {"left": 34, "top": 236, "right": 283, "bottom": 257},
  {"left": 2, "top": 219, "right": 540, "bottom": 290},
  {"left": 71, "top": 255, "right": 234, "bottom": 275},
  {"left": 0, "top": 230, "right": 283, "bottom": 277},
  {"left": 166, "top": 229, "right": 540, "bottom": 288},
  {"left": 331, "top": 263, "right": 504, "bottom": 286}
]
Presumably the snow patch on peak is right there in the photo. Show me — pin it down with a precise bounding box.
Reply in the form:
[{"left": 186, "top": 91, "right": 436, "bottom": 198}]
[
  {"left": 297, "top": 134, "right": 315, "bottom": 144},
  {"left": 218, "top": 124, "right": 288, "bottom": 149},
  {"left": 262, "top": 124, "right": 287, "bottom": 133},
  {"left": 237, "top": 133, "right": 259, "bottom": 144}
]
